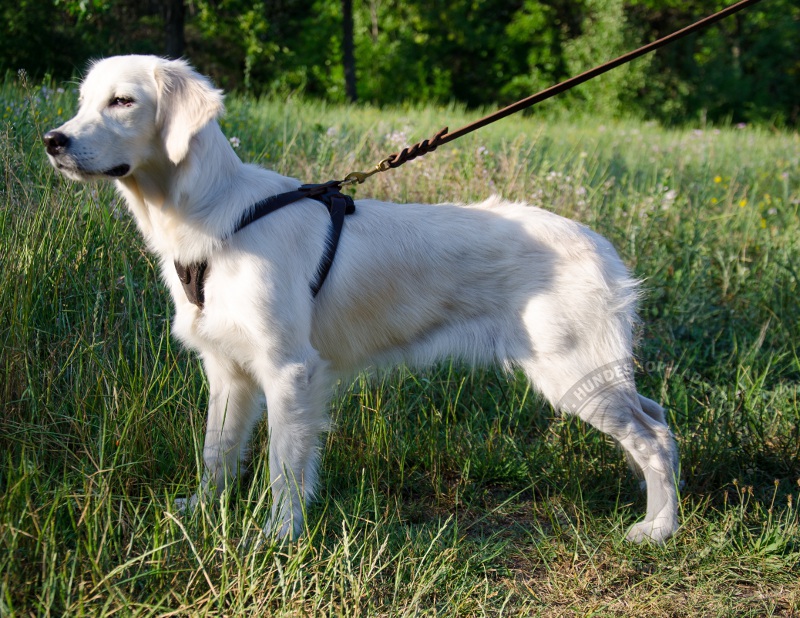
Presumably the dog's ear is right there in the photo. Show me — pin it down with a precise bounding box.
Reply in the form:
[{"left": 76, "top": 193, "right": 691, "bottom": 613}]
[{"left": 154, "top": 59, "right": 224, "bottom": 165}]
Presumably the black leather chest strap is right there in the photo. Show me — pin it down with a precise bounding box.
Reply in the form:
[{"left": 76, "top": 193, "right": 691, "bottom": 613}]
[{"left": 174, "top": 181, "right": 355, "bottom": 309}]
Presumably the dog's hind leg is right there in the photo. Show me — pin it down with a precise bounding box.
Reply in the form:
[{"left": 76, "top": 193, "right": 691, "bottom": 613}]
[
  {"left": 580, "top": 387, "right": 679, "bottom": 543},
  {"left": 524, "top": 357, "right": 680, "bottom": 543},
  {"left": 176, "top": 353, "right": 263, "bottom": 512},
  {"left": 260, "top": 350, "right": 333, "bottom": 539}
]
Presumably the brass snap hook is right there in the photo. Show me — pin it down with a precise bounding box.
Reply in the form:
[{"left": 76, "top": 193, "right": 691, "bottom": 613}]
[{"left": 342, "top": 157, "right": 393, "bottom": 185}]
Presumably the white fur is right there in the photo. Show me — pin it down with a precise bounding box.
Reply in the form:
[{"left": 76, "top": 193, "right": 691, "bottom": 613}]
[{"left": 45, "top": 55, "right": 680, "bottom": 543}]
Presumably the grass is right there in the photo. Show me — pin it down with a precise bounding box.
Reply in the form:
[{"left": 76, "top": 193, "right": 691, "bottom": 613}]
[{"left": 1, "top": 73, "right": 799, "bottom": 616}]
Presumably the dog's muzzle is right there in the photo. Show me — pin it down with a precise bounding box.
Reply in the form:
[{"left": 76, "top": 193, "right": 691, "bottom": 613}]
[{"left": 43, "top": 131, "right": 131, "bottom": 178}]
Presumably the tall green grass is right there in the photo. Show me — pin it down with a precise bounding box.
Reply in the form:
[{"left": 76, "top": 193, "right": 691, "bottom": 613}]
[{"left": 1, "top": 74, "right": 798, "bottom": 616}]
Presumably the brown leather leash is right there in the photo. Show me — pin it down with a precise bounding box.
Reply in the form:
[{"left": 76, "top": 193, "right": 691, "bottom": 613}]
[{"left": 341, "top": 0, "right": 765, "bottom": 185}]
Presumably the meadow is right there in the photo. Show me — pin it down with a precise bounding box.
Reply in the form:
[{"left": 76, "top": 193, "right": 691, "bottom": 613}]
[{"left": 1, "top": 74, "right": 799, "bottom": 616}]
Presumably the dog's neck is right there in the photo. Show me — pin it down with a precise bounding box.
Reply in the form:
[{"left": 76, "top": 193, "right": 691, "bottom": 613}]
[{"left": 114, "top": 121, "right": 293, "bottom": 265}]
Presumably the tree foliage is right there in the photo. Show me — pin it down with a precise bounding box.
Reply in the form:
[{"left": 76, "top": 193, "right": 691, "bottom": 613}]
[{"left": 1, "top": 0, "right": 796, "bottom": 125}]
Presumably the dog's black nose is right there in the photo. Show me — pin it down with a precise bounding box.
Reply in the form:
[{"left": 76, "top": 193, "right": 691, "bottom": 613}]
[{"left": 43, "top": 131, "right": 70, "bottom": 155}]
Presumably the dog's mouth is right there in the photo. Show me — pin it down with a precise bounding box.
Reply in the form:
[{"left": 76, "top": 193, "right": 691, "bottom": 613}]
[
  {"left": 103, "top": 164, "right": 131, "bottom": 177},
  {"left": 50, "top": 158, "right": 131, "bottom": 180}
]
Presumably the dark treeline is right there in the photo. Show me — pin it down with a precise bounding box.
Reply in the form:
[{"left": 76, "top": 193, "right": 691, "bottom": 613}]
[{"left": 2, "top": 0, "right": 797, "bottom": 125}]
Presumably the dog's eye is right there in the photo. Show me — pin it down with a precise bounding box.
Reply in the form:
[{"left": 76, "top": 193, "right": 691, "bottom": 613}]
[{"left": 109, "top": 96, "right": 134, "bottom": 108}]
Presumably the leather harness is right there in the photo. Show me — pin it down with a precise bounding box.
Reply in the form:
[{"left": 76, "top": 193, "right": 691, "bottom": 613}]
[{"left": 174, "top": 180, "right": 355, "bottom": 309}]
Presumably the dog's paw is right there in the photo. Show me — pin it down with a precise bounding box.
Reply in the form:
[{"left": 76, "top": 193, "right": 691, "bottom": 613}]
[
  {"left": 174, "top": 493, "right": 200, "bottom": 513},
  {"left": 626, "top": 517, "right": 679, "bottom": 544}
]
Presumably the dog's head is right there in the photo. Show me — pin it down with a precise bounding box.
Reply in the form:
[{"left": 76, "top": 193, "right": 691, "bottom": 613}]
[{"left": 43, "top": 55, "right": 224, "bottom": 181}]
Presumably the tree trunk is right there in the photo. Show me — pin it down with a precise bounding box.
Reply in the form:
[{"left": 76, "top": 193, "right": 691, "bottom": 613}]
[
  {"left": 164, "top": 0, "right": 185, "bottom": 59},
  {"left": 342, "top": 0, "right": 357, "bottom": 102}
]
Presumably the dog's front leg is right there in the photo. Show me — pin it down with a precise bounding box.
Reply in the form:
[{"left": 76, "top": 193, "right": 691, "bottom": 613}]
[
  {"left": 176, "top": 353, "right": 263, "bottom": 512},
  {"left": 262, "top": 353, "right": 332, "bottom": 539}
]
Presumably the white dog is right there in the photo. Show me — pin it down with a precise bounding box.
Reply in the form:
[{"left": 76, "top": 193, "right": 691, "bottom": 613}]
[{"left": 44, "top": 55, "right": 679, "bottom": 543}]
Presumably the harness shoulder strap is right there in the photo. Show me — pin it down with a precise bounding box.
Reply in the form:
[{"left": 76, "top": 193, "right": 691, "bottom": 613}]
[
  {"left": 233, "top": 188, "right": 309, "bottom": 234},
  {"left": 173, "top": 180, "right": 355, "bottom": 309}
]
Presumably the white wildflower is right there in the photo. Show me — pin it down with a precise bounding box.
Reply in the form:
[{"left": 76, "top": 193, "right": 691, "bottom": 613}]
[
  {"left": 384, "top": 129, "right": 409, "bottom": 148},
  {"left": 662, "top": 189, "right": 678, "bottom": 210}
]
